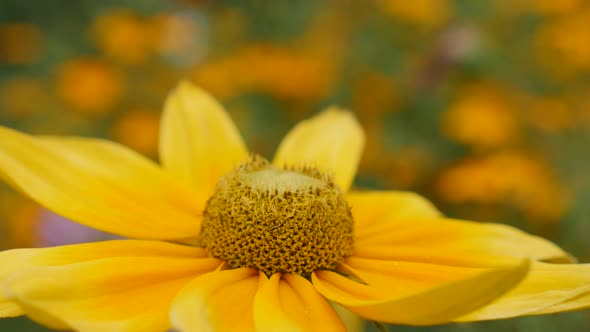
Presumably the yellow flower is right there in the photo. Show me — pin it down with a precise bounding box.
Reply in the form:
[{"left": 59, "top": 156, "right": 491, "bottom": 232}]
[{"left": 0, "top": 81, "right": 589, "bottom": 332}]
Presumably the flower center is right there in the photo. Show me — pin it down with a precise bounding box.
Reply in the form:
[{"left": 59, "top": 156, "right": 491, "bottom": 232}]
[{"left": 199, "top": 157, "right": 354, "bottom": 277}]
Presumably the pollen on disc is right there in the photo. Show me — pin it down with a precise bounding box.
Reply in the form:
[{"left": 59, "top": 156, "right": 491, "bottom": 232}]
[{"left": 198, "top": 156, "right": 354, "bottom": 277}]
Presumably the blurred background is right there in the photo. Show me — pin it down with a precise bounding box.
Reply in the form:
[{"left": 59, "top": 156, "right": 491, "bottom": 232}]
[{"left": 1, "top": 0, "right": 589, "bottom": 331}]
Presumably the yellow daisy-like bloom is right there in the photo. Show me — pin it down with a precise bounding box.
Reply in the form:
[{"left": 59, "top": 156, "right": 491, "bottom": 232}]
[{"left": 0, "top": 81, "right": 589, "bottom": 332}]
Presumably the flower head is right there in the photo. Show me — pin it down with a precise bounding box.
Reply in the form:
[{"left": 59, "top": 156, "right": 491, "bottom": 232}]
[{"left": 0, "top": 81, "right": 589, "bottom": 331}]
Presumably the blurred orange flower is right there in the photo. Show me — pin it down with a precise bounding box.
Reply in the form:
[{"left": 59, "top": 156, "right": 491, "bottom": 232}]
[
  {"left": 92, "top": 10, "right": 154, "bottom": 65},
  {"left": 377, "top": 0, "right": 450, "bottom": 28},
  {"left": 494, "top": 0, "right": 582, "bottom": 16},
  {"left": 525, "top": 96, "right": 573, "bottom": 133},
  {"left": 533, "top": 0, "right": 583, "bottom": 15},
  {"left": 193, "top": 45, "right": 336, "bottom": 100},
  {"left": 111, "top": 109, "right": 161, "bottom": 157},
  {"left": 152, "top": 13, "right": 204, "bottom": 64},
  {"left": 443, "top": 85, "right": 519, "bottom": 148},
  {"left": 56, "top": 59, "right": 124, "bottom": 114},
  {"left": 436, "top": 151, "right": 570, "bottom": 222},
  {"left": 0, "top": 23, "right": 42, "bottom": 64},
  {"left": 535, "top": 9, "right": 590, "bottom": 74},
  {"left": 5, "top": 198, "right": 40, "bottom": 249}
]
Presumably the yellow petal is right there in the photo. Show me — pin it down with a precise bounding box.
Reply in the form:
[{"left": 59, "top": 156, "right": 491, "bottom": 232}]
[
  {"left": 0, "top": 240, "right": 207, "bottom": 279},
  {"left": 254, "top": 273, "right": 345, "bottom": 332},
  {"left": 159, "top": 80, "right": 248, "bottom": 195},
  {"left": 171, "top": 268, "right": 262, "bottom": 332},
  {"left": 40, "top": 136, "right": 205, "bottom": 214},
  {"left": 534, "top": 292, "right": 590, "bottom": 314},
  {"left": 9, "top": 301, "right": 71, "bottom": 330},
  {"left": 0, "top": 301, "right": 23, "bottom": 317},
  {"left": 312, "top": 259, "right": 529, "bottom": 325},
  {"left": 456, "top": 262, "right": 590, "bottom": 321},
  {"left": 2, "top": 241, "right": 220, "bottom": 332},
  {"left": 354, "top": 217, "right": 573, "bottom": 264},
  {"left": 0, "top": 240, "right": 207, "bottom": 330},
  {"left": 331, "top": 302, "right": 366, "bottom": 332},
  {"left": 0, "top": 127, "right": 201, "bottom": 240},
  {"left": 347, "top": 190, "right": 441, "bottom": 232},
  {"left": 273, "top": 108, "right": 365, "bottom": 191},
  {"left": 0, "top": 240, "right": 208, "bottom": 322}
]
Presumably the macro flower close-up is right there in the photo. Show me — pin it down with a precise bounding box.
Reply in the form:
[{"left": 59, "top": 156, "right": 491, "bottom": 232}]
[{"left": 0, "top": 81, "right": 589, "bottom": 332}]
